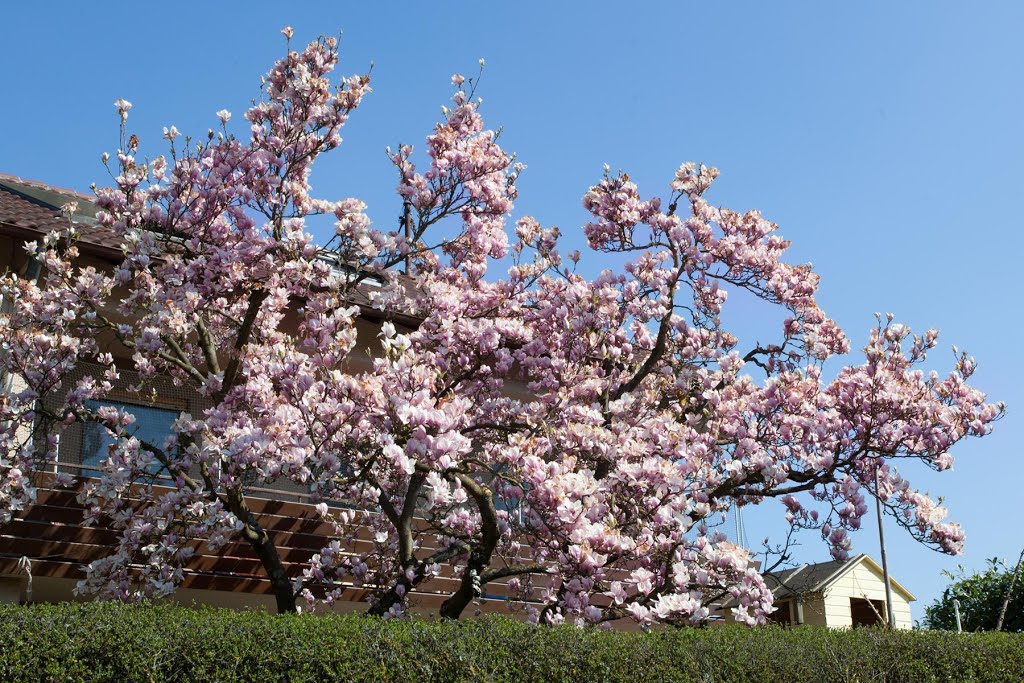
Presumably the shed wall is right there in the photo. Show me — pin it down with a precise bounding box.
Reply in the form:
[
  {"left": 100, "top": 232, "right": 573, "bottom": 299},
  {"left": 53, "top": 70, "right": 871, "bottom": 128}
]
[{"left": 823, "top": 562, "right": 913, "bottom": 629}]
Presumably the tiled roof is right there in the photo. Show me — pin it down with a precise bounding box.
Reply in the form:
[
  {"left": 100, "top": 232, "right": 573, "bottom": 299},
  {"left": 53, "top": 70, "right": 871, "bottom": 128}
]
[
  {"left": 0, "top": 185, "right": 68, "bottom": 233},
  {"left": 761, "top": 553, "right": 916, "bottom": 603},
  {"left": 765, "top": 557, "right": 852, "bottom": 599},
  {"left": 0, "top": 175, "right": 122, "bottom": 256},
  {"left": 0, "top": 173, "right": 423, "bottom": 325},
  {"left": 718, "top": 554, "right": 877, "bottom": 609},
  {"left": 0, "top": 172, "right": 95, "bottom": 204}
]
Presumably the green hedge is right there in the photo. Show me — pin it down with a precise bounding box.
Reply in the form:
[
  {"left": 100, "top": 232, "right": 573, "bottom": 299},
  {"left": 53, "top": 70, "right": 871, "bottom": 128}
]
[{"left": 0, "top": 603, "right": 1021, "bottom": 682}]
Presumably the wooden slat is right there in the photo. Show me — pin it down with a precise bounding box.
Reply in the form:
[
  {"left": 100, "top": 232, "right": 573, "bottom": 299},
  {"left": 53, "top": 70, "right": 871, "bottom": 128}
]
[
  {"left": 5, "top": 519, "right": 118, "bottom": 545},
  {"left": 21, "top": 491, "right": 543, "bottom": 566},
  {"left": 34, "top": 487, "right": 435, "bottom": 544},
  {"left": 2, "top": 518, "right": 547, "bottom": 593},
  {"left": 19, "top": 503, "right": 94, "bottom": 525},
  {"left": 0, "top": 536, "right": 108, "bottom": 564},
  {"left": 33, "top": 478, "right": 459, "bottom": 537},
  {"left": 7, "top": 482, "right": 554, "bottom": 603}
]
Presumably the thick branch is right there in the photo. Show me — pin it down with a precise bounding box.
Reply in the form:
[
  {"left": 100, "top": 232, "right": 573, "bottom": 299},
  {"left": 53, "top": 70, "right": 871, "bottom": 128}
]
[
  {"left": 398, "top": 470, "right": 427, "bottom": 565},
  {"left": 195, "top": 318, "right": 222, "bottom": 375},
  {"left": 366, "top": 542, "right": 469, "bottom": 617},
  {"left": 480, "top": 563, "right": 550, "bottom": 584},
  {"left": 611, "top": 303, "right": 675, "bottom": 404}
]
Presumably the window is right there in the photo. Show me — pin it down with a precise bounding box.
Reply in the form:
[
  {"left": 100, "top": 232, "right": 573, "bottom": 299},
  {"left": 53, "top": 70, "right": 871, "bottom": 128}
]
[
  {"left": 80, "top": 398, "right": 181, "bottom": 476},
  {"left": 850, "top": 597, "right": 886, "bottom": 627}
]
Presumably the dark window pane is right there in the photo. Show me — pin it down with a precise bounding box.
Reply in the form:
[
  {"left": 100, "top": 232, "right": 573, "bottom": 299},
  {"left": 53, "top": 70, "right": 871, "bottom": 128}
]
[
  {"left": 767, "top": 600, "right": 792, "bottom": 625},
  {"left": 850, "top": 598, "right": 885, "bottom": 627}
]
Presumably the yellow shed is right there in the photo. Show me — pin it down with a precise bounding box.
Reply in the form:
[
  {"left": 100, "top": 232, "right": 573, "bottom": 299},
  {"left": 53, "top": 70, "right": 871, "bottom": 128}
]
[{"left": 719, "top": 554, "right": 916, "bottom": 629}]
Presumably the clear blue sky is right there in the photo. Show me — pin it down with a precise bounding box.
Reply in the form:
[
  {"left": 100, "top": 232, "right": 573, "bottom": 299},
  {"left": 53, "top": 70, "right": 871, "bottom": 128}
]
[{"left": 3, "top": 1, "right": 1022, "bottom": 619}]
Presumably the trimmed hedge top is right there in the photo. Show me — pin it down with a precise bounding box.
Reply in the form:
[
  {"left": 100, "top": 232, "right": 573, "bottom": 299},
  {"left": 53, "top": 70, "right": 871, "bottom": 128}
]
[{"left": 0, "top": 603, "right": 1021, "bottom": 683}]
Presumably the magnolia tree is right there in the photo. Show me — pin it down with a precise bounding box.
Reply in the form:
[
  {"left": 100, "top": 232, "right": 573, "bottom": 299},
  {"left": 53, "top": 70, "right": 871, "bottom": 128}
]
[{"left": 0, "top": 31, "right": 1004, "bottom": 624}]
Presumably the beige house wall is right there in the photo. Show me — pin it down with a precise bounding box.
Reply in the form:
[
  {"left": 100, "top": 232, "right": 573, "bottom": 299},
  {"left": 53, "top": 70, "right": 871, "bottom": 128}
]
[
  {"left": 798, "top": 594, "right": 829, "bottom": 626},
  {"left": 822, "top": 562, "right": 914, "bottom": 629},
  {"left": 0, "top": 577, "right": 24, "bottom": 604}
]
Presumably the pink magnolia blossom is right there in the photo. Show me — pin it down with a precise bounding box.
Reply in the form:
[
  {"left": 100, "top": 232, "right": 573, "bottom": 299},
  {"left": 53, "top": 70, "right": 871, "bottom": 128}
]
[
  {"left": 114, "top": 98, "right": 132, "bottom": 121},
  {"left": 0, "top": 31, "right": 1003, "bottom": 625}
]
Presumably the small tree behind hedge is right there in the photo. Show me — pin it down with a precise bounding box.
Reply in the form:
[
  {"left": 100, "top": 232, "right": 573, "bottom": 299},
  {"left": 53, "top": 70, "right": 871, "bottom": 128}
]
[{"left": 922, "top": 557, "right": 1024, "bottom": 632}]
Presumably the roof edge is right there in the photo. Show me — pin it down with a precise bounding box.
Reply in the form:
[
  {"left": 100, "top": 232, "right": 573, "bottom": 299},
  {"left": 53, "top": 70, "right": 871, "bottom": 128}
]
[
  {"left": 816, "top": 554, "right": 916, "bottom": 602},
  {"left": 0, "top": 172, "right": 95, "bottom": 204}
]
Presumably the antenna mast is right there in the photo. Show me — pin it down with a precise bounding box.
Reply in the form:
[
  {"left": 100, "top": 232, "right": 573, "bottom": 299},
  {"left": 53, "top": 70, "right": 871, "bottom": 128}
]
[{"left": 733, "top": 505, "right": 747, "bottom": 549}]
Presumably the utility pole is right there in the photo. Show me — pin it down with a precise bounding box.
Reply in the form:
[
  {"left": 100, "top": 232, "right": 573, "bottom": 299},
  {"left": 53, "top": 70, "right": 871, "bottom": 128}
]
[
  {"left": 875, "top": 462, "right": 896, "bottom": 628},
  {"left": 995, "top": 547, "right": 1024, "bottom": 631}
]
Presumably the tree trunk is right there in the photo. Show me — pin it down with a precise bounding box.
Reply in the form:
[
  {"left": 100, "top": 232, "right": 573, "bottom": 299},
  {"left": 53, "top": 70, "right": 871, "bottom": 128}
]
[
  {"left": 366, "top": 543, "right": 473, "bottom": 617},
  {"left": 440, "top": 474, "right": 499, "bottom": 619},
  {"left": 253, "top": 532, "right": 298, "bottom": 614},
  {"left": 365, "top": 473, "right": 427, "bottom": 617},
  {"left": 226, "top": 488, "right": 297, "bottom": 614},
  {"left": 439, "top": 548, "right": 487, "bottom": 619}
]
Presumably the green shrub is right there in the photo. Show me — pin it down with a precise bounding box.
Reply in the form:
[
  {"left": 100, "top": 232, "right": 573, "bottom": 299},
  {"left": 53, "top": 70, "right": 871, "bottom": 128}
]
[{"left": 0, "top": 603, "right": 1021, "bottom": 682}]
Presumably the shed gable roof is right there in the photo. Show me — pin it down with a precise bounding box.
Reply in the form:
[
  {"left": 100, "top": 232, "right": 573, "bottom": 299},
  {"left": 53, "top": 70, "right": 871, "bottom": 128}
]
[{"left": 765, "top": 554, "right": 916, "bottom": 603}]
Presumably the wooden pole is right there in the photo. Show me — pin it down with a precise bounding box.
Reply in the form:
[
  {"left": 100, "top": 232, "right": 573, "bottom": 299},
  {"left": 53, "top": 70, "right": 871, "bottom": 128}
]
[{"left": 875, "top": 462, "right": 896, "bottom": 628}]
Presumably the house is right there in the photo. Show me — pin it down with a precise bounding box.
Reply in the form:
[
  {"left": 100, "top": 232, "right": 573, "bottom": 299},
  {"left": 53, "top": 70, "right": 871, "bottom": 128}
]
[
  {"left": 0, "top": 173, "right": 542, "bottom": 616},
  {"left": 717, "top": 554, "right": 916, "bottom": 629}
]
